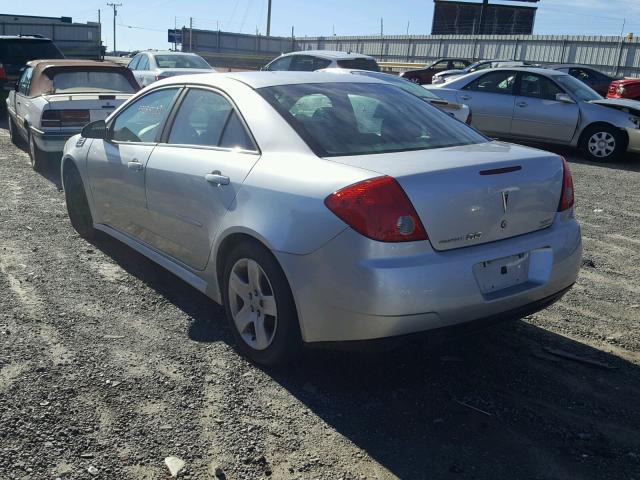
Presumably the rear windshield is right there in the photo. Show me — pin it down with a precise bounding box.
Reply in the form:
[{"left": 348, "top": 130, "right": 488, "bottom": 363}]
[
  {"left": 52, "top": 70, "right": 136, "bottom": 93},
  {"left": 0, "top": 40, "right": 64, "bottom": 64},
  {"left": 259, "top": 82, "right": 486, "bottom": 157},
  {"left": 154, "top": 55, "right": 211, "bottom": 69},
  {"left": 336, "top": 58, "right": 379, "bottom": 72}
]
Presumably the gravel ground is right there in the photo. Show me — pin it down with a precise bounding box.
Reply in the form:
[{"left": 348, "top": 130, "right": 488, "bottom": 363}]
[{"left": 0, "top": 123, "right": 639, "bottom": 480}]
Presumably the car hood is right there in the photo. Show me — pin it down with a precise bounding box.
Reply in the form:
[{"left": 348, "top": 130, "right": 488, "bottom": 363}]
[{"left": 590, "top": 98, "right": 640, "bottom": 113}]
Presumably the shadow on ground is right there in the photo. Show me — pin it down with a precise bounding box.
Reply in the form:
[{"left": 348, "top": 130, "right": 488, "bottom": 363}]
[{"left": 87, "top": 231, "right": 640, "bottom": 480}]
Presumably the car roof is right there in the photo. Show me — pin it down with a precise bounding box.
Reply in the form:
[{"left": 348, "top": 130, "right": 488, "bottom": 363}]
[
  {"left": 547, "top": 64, "right": 597, "bottom": 70},
  {"left": 143, "top": 50, "right": 201, "bottom": 56},
  {"left": 278, "top": 50, "right": 374, "bottom": 60},
  {"left": 0, "top": 35, "right": 53, "bottom": 41},
  {"left": 27, "top": 59, "right": 124, "bottom": 69},
  {"left": 160, "top": 71, "right": 386, "bottom": 89}
]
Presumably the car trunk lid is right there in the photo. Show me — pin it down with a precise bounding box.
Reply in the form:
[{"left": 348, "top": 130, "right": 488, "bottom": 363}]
[
  {"left": 43, "top": 93, "right": 133, "bottom": 123},
  {"left": 327, "top": 141, "right": 563, "bottom": 251}
]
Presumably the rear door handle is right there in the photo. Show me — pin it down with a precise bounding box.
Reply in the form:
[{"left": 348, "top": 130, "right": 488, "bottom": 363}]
[
  {"left": 205, "top": 170, "right": 230, "bottom": 186},
  {"left": 460, "top": 95, "right": 471, "bottom": 101},
  {"left": 516, "top": 101, "right": 528, "bottom": 107},
  {"left": 127, "top": 160, "right": 144, "bottom": 171}
]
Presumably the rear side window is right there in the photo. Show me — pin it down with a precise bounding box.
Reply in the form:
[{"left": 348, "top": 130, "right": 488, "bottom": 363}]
[
  {"left": 138, "top": 55, "right": 149, "bottom": 71},
  {"left": 465, "top": 70, "right": 516, "bottom": 95},
  {"left": 336, "top": 58, "right": 380, "bottom": 72},
  {"left": 112, "top": 88, "right": 179, "bottom": 142},
  {"left": 290, "top": 55, "right": 331, "bottom": 71},
  {"left": 0, "top": 40, "right": 64, "bottom": 64},
  {"left": 52, "top": 70, "right": 136, "bottom": 93},
  {"left": 260, "top": 82, "right": 486, "bottom": 157},
  {"left": 18, "top": 67, "right": 33, "bottom": 95},
  {"left": 519, "top": 73, "right": 564, "bottom": 101},
  {"left": 168, "top": 89, "right": 255, "bottom": 151},
  {"left": 128, "top": 55, "right": 141, "bottom": 70}
]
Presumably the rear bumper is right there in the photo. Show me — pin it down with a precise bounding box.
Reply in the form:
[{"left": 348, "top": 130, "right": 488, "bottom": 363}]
[
  {"left": 276, "top": 212, "right": 581, "bottom": 343},
  {"left": 30, "top": 126, "right": 82, "bottom": 153}
]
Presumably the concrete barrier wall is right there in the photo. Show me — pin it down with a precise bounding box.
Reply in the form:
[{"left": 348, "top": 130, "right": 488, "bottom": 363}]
[{"left": 0, "top": 21, "right": 102, "bottom": 59}]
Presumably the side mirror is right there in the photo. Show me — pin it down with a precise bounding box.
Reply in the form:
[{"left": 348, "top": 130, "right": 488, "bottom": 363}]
[
  {"left": 556, "top": 93, "right": 575, "bottom": 104},
  {"left": 81, "top": 120, "right": 108, "bottom": 139}
]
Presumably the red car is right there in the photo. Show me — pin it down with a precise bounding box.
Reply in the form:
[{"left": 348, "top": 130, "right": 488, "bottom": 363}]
[{"left": 607, "top": 78, "right": 640, "bottom": 100}]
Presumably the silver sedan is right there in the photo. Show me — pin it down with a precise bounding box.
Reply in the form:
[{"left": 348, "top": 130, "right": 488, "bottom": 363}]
[
  {"left": 61, "top": 72, "right": 582, "bottom": 365},
  {"left": 428, "top": 67, "right": 640, "bottom": 162}
]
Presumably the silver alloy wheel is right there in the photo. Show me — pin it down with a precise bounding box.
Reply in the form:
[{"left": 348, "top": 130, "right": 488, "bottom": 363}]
[
  {"left": 587, "top": 131, "right": 616, "bottom": 158},
  {"left": 228, "top": 258, "right": 278, "bottom": 351}
]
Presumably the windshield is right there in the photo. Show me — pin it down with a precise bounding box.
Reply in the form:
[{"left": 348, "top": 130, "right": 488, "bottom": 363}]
[
  {"left": 354, "top": 71, "right": 440, "bottom": 99},
  {"left": 154, "top": 54, "right": 211, "bottom": 69},
  {"left": 0, "top": 40, "right": 64, "bottom": 64},
  {"left": 555, "top": 74, "right": 602, "bottom": 102},
  {"left": 52, "top": 70, "right": 136, "bottom": 93},
  {"left": 259, "top": 82, "right": 486, "bottom": 157},
  {"left": 336, "top": 58, "right": 379, "bottom": 72}
]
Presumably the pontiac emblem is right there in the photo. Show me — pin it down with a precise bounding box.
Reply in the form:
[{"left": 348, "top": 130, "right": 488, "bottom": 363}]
[{"left": 501, "top": 191, "right": 509, "bottom": 214}]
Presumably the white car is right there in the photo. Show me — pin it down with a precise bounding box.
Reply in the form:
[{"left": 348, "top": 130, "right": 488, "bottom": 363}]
[
  {"left": 6, "top": 59, "right": 138, "bottom": 170},
  {"left": 319, "top": 68, "right": 471, "bottom": 123},
  {"left": 127, "top": 51, "right": 215, "bottom": 88},
  {"left": 263, "top": 50, "right": 380, "bottom": 72}
]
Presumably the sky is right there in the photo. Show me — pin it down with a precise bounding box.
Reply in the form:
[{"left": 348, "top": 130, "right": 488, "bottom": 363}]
[{"left": 11, "top": 0, "right": 640, "bottom": 51}]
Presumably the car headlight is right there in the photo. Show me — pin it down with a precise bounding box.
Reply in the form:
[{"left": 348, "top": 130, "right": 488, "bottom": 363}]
[{"left": 617, "top": 85, "right": 626, "bottom": 95}]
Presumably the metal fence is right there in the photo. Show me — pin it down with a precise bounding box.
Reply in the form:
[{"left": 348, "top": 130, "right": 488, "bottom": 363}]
[
  {"left": 296, "top": 34, "right": 640, "bottom": 77},
  {"left": 0, "top": 21, "right": 102, "bottom": 59},
  {"left": 182, "top": 30, "right": 640, "bottom": 77}
]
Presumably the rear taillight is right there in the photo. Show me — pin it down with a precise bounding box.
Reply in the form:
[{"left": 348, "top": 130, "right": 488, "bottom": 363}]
[
  {"left": 324, "top": 176, "right": 428, "bottom": 242},
  {"left": 0, "top": 63, "right": 6, "bottom": 80},
  {"left": 42, "top": 109, "right": 90, "bottom": 128},
  {"left": 558, "top": 157, "right": 574, "bottom": 212}
]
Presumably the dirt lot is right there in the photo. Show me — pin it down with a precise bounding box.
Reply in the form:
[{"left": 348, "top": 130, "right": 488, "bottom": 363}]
[{"left": 0, "top": 122, "right": 639, "bottom": 480}]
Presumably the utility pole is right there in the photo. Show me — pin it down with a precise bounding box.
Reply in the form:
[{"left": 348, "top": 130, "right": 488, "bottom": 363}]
[
  {"left": 107, "top": 3, "right": 122, "bottom": 53},
  {"left": 189, "top": 17, "right": 193, "bottom": 52},
  {"left": 266, "top": 0, "right": 272, "bottom": 37},
  {"left": 174, "top": 16, "right": 177, "bottom": 51}
]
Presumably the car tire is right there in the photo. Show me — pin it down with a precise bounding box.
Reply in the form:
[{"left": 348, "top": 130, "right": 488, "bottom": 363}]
[
  {"left": 580, "top": 125, "right": 626, "bottom": 162},
  {"left": 27, "top": 131, "right": 46, "bottom": 171},
  {"left": 222, "top": 241, "right": 301, "bottom": 366},
  {"left": 63, "top": 162, "right": 96, "bottom": 240},
  {"left": 7, "top": 113, "right": 22, "bottom": 147}
]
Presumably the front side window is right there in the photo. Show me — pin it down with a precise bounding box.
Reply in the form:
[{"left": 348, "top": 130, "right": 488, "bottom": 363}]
[
  {"left": 52, "top": 70, "right": 136, "bottom": 93},
  {"left": 267, "top": 56, "right": 292, "bottom": 71},
  {"left": 519, "top": 73, "right": 564, "bottom": 101},
  {"left": 465, "top": 70, "right": 516, "bottom": 95},
  {"left": 453, "top": 60, "right": 467, "bottom": 69},
  {"left": 18, "top": 67, "right": 33, "bottom": 95},
  {"left": 111, "top": 88, "right": 179, "bottom": 142},
  {"left": 433, "top": 60, "right": 451, "bottom": 72},
  {"left": 128, "top": 54, "right": 141, "bottom": 70},
  {"left": 259, "top": 82, "right": 486, "bottom": 157},
  {"left": 168, "top": 89, "right": 254, "bottom": 150}
]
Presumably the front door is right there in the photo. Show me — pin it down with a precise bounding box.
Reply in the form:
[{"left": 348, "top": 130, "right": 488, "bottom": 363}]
[
  {"left": 14, "top": 67, "right": 33, "bottom": 138},
  {"left": 144, "top": 87, "right": 260, "bottom": 271},
  {"left": 87, "top": 87, "right": 180, "bottom": 238},
  {"left": 458, "top": 70, "right": 517, "bottom": 136},
  {"left": 510, "top": 72, "right": 579, "bottom": 143}
]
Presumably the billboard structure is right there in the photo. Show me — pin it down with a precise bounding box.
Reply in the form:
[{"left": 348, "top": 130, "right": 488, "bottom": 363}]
[{"left": 431, "top": 0, "right": 539, "bottom": 35}]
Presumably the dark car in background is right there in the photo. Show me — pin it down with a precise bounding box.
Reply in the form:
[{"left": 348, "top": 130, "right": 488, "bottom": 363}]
[
  {"left": 400, "top": 57, "right": 471, "bottom": 85},
  {"left": 0, "top": 36, "right": 65, "bottom": 110},
  {"left": 547, "top": 64, "right": 618, "bottom": 97}
]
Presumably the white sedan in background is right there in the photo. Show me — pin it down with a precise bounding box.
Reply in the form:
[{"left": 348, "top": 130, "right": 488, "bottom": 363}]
[
  {"left": 127, "top": 51, "right": 216, "bottom": 88},
  {"left": 61, "top": 72, "right": 581, "bottom": 365},
  {"left": 319, "top": 68, "right": 471, "bottom": 123},
  {"left": 6, "top": 59, "right": 138, "bottom": 170}
]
